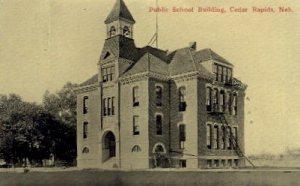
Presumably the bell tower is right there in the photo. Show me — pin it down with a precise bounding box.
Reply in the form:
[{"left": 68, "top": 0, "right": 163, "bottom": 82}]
[{"left": 104, "top": 0, "right": 135, "bottom": 39}]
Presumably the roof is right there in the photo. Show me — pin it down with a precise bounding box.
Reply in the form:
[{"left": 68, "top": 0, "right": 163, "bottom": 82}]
[
  {"left": 104, "top": 0, "right": 135, "bottom": 24},
  {"left": 195, "top": 48, "right": 233, "bottom": 66},
  {"left": 80, "top": 74, "right": 98, "bottom": 86}
]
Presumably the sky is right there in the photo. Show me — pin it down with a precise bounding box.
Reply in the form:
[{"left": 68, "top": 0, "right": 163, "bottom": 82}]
[{"left": 0, "top": 0, "right": 299, "bottom": 155}]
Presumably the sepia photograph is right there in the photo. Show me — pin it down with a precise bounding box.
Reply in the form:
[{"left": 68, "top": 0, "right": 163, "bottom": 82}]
[{"left": 0, "top": 0, "right": 299, "bottom": 185}]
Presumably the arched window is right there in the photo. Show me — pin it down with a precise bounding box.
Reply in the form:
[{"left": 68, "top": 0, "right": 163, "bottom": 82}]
[
  {"left": 156, "top": 86, "right": 163, "bottom": 107},
  {"left": 213, "top": 89, "right": 219, "bottom": 111},
  {"left": 123, "top": 26, "right": 130, "bottom": 37},
  {"left": 109, "top": 26, "right": 116, "bottom": 37},
  {"left": 156, "top": 114, "right": 162, "bottom": 135},
  {"left": 206, "top": 124, "right": 212, "bottom": 149},
  {"left": 179, "top": 124, "right": 186, "bottom": 149},
  {"left": 179, "top": 87, "right": 186, "bottom": 111},
  {"left": 82, "top": 147, "right": 89, "bottom": 154},
  {"left": 153, "top": 144, "right": 166, "bottom": 153},
  {"left": 206, "top": 87, "right": 212, "bottom": 111},
  {"left": 133, "top": 86, "right": 139, "bottom": 107},
  {"left": 83, "top": 96, "right": 88, "bottom": 114},
  {"left": 132, "top": 145, "right": 141, "bottom": 152}
]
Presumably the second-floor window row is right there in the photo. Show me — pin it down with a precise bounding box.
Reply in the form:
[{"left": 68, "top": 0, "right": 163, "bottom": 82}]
[{"left": 103, "top": 97, "right": 115, "bottom": 116}]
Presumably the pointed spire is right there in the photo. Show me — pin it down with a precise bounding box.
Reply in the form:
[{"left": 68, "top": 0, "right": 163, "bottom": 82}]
[{"left": 105, "top": 0, "right": 135, "bottom": 24}]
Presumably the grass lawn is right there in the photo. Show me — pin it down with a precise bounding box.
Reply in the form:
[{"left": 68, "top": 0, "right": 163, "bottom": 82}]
[{"left": 0, "top": 168, "right": 300, "bottom": 186}]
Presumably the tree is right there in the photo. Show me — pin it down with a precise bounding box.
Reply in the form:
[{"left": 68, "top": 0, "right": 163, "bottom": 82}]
[{"left": 43, "top": 82, "right": 78, "bottom": 127}]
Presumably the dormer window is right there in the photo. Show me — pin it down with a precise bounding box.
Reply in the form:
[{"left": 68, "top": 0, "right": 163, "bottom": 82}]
[
  {"left": 123, "top": 26, "right": 130, "bottom": 37},
  {"left": 102, "top": 66, "right": 115, "bottom": 83},
  {"left": 213, "top": 63, "right": 232, "bottom": 83},
  {"left": 109, "top": 26, "right": 116, "bottom": 37}
]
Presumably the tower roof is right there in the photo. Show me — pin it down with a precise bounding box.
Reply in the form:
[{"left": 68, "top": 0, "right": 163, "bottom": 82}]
[{"left": 104, "top": 0, "right": 135, "bottom": 24}]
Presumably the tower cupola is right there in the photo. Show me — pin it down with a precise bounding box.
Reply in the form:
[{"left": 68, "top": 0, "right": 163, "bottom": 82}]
[{"left": 105, "top": 0, "right": 135, "bottom": 39}]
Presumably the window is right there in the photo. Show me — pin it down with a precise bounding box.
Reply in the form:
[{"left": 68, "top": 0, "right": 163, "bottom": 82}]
[
  {"left": 234, "top": 159, "right": 238, "bottom": 167},
  {"left": 82, "top": 147, "right": 89, "bottom": 154},
  {"left": 83, "top": 96, "right": 88, "bottom": 114},
  {"left": 132, "top": 145, "right": 141, "bottom": 152},
  {"left": 102, "top": 66, "right": 114, "bottom": 82},
  {"left": 214, "top": 159, "right": 219, "bottom": 167},
  {"left": 179, "top": 87, "right": 186, "bottom": 111},
  {"left": 228, "top": 159, "right": 232, "bottom": 167},
  {"left": 179, "top": 124, "right": 186, "bottom": 149},
  {"left": 103, "top": 98, "right": 107, "bottom": 116},
  {"left": 206, "top": 124, "right": 212, "bottom": 149},
  {"left": 213, "top": 125, "right": 219, "bottom": 149},
  {"left": 154, "top": 144, "right": 165, "bottom": 153},
  {"left": 221, "top": 159, "right": 226, "bottom": 167},
  {"left": 231, "top": 127, "right": 238, "bottom": 150},
  {"left": 213, "top": 89, "right": 218, "bottom": 111},
  {"left": 226, "top": 127, "right": 231, "bottom": 149},
  {"left": 109, "top": 26, "right": 116, "bottom": 37},
  {"left": 156, "top": 115, "right": 162, "bottom": 135},
  {"left": 213, "top": 63, "right": 232, "bottom": 83},
  {"left": 83, "top": 122, "right": 88, "bottom": 139},
  {"left": 133, "top": 86, "right": 139, "bottom": 107},
  {"left": 206, "top": 87, "right": 212, "bottom": 111},
  {"left": 221, "top": 126, "right": 226, "bottom": 150},
  {"left": 220, "top": 90, "right": 225, "bottom": 112},
  {"left": 133, "top": 116, "right": 140, "bottom": 135},
  {"left": 180, "top": 160, "right": 186, "bottom": 168},
  {"left": 232, "top": 93, "right": 237, "bottom": 115},
  {"left": 207, "top": 160, "right": 212, "bottom": 168},
  {"left": 111, "top": 97, "right": 115, "bottom": 115},
  {"left": 123, "top": 26, "right": 130, "bottom": 37},
  {"left": 103, "top": 97, "right": 115, "bottom": 116},
  {"left": 107, "top": 98, "right": 111, "bottom": 116},
  {"left": 156, "top": 86, "right": 163, "bottom": 107}
]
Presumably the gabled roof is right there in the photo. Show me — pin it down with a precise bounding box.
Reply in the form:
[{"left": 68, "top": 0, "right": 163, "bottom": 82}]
[{"left": 104, "top": 0, "right": 135, "bottom": 24}]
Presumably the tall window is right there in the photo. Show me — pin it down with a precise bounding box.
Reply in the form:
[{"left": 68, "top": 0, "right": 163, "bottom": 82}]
[
  {"left": 227, "top": 69, "right": 232, "bottom": 83},
  {"left": 232, "top": 93, "right": 237, "bottom": 115},
  {"left": 102, "top": 66, "right": 114, "bottom": 82},
  {"left": 133, "top": 116, "right": 140, "bottom": 135},
  {"left": 133, "top": 86, "right": 139, "bottom": 107},
  {"left": 213, "top": 89, "right": 218, "bottom": 111},
  {"left": 103, "top": 97, "right": 115, "bottom": 116},
  {"left": 83, "top": 96, "right": 88, "bottom": 114},
  {"left": 179, "top": 87, "right": 186, "bottom": 112},
  {"left": 109, "top": 26, "right": 116, "bottom": 37},
  {"left": 111, "top": 97, "right": 115, "bottom": 115},
  {"left": 123, "top": 26, "right": 130, "bottom": 37},
  {"left": 103, "top": 98, "right": 107, "bottom": 116},
  {"left": 83, "top": 122, "right": 88, "bottom": 139},
  {"left": 206, "top": 124, "right": 212, "bottom": 149},
  {"left": 107, "top": 98, "right": 111, "bottom": 115},
  {"left": 179, "top": 124, "right": 186, "bottom": 149},
  {"left": 156, "top": 86, "right": 163, "bottom": 107},
  {"left": 206, "top": 87, "right": 212, "bottom": 111},
  {"left": 232, "top": 127, "right": 238, "bottom": 149},
  {"left": 217, "top": 66, "right": 222, "bottom": 82},
  {"left": 227, "top": 127, "right": 231, "bottom": 149},
  {"left": 220, "top": 90, "right": 225, "bottom": 112},
  {"left": 213, "top": 64, "right": 218, "bottom": 81},
  {"left": 213, "top": 125, "right": 219, "bottom": 149},
  {"left": 221, "top": 126, "right": 226, "bottom": 149},
  {"left": 156, "top": 115, "right": 162, "bottom": 135}
]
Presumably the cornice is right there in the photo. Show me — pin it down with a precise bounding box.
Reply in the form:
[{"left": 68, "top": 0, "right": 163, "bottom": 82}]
[{"left": 74, "top": 83, "right": 99, "bottom": 94}]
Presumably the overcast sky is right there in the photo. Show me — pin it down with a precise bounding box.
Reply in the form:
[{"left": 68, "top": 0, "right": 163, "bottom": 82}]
[{"left": 0, "top": 0, "right": 299, "bottom": 155}]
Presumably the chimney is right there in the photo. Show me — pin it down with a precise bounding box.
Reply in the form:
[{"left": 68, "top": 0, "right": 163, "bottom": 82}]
[{"left": 189, "top": 42, "right": 197, "bottom": 50}]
